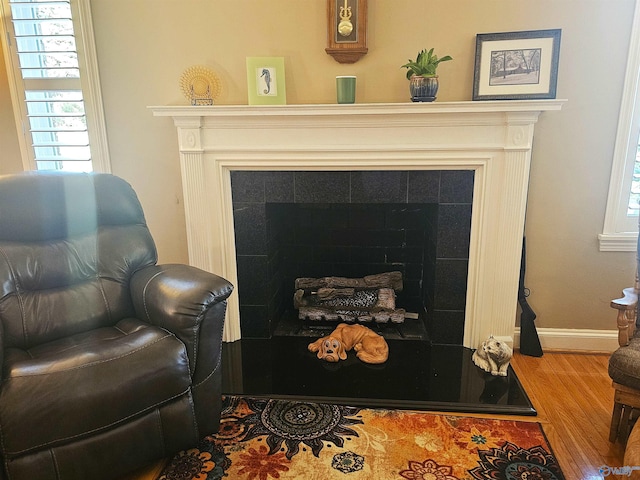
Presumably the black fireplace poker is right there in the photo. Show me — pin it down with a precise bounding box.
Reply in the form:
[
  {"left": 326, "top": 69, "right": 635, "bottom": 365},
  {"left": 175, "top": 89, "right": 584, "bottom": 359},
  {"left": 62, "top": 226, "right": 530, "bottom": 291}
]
[{"left": 518, "top": 238, "right": 543, "bottom": 357}]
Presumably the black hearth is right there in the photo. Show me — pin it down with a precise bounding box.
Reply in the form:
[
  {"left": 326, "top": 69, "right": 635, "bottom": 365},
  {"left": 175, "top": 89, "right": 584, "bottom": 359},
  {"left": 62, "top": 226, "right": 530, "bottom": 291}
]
[{"left": 221, "top": 338, "right": 536, "bottom": 415}]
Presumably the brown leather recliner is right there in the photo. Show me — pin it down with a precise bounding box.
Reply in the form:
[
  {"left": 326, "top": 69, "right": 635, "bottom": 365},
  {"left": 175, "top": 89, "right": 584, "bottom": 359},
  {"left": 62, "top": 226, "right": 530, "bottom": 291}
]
[{"left": 0, "top": 172, "right": 233, "bottom": 479}]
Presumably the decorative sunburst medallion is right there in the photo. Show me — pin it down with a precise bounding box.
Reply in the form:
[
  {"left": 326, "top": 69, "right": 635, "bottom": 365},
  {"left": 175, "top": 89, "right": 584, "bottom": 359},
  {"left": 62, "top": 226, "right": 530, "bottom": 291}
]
[
  {"left": 224, "top": 397, "right": 363, "bottom": 459},
  {"left": 469, "top": 442, "right": 564, "bottom": 480},
  {"left": 158, "top": 442, "right": 230, "bottom": 480},
  {"left": 179, "top": 65, "right": 221, "bottom": 105}
]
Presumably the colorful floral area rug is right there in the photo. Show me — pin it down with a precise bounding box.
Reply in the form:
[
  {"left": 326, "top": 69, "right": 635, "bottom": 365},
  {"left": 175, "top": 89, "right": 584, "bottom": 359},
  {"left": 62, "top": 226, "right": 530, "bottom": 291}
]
[{"left": 159, "top": 395, "right": 565, "bottom": 480}]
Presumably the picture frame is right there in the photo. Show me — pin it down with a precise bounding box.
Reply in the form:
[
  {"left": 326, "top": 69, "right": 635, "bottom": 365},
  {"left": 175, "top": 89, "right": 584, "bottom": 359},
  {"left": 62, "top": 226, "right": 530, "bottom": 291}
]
[
  {"left": 472, "top": 29, "right": 561, "bottom": 101},
  {"left": 246, "top": 57, "right": 286, "bottom": 105}
]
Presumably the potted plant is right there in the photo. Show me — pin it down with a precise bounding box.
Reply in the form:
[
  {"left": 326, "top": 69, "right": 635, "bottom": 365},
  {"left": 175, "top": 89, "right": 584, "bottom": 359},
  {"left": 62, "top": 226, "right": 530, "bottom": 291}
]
[{"left": 401, "top": 48, "right": 453, "bottom": 102}]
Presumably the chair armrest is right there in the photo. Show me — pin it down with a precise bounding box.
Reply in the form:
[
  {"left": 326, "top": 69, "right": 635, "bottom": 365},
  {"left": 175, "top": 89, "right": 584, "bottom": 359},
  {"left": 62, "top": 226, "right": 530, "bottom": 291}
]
[
  {"left": 612, "top": 287, "right": 638, "bottom": 347},
  {"left": 612, "top": 287, "right": 638, "bottom": 308},
  {"left": 130, "top": 264, "right": 233, "bottom": 370}
]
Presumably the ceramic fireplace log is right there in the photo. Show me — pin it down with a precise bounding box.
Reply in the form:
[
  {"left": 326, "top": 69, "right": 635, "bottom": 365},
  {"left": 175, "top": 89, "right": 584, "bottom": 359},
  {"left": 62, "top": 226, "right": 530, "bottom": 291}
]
[
  {"left": 293, "top": 287, "right": 397, "bottom": 312},
  {"left": 298, "top": 306, "right": 406, "bottom": 323},
  {"left": 294, "top": 271, "right": 403, "bottom": 292},
  {"left": 316, "top": 287, "right": 356, "bottom": 300}
]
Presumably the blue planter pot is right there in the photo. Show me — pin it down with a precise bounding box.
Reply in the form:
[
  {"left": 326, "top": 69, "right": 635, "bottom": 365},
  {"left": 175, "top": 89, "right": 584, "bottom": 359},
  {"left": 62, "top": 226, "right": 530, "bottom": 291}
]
[{"left": 409, "top": 75, "right": 439, "bottom": 102}]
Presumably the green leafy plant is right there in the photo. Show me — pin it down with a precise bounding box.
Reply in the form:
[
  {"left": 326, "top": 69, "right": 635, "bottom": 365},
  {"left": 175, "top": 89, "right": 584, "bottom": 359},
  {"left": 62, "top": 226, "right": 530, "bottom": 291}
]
[{"left": 401, "top": 48, "right": 453, "bottom": 79}]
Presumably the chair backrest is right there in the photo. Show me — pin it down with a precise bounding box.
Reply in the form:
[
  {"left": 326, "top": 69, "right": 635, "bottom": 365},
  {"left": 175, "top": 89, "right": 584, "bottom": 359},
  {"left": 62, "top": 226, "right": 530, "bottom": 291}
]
[{"left": 0, "top": 172, "right": 157, "bottom": 349}]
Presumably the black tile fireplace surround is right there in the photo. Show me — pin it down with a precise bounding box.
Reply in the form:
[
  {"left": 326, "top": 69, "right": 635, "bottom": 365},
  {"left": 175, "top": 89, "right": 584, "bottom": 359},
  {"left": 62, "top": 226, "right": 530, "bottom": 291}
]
[{"left": 231, "top": 170, "right": 473, "bottom": 344}]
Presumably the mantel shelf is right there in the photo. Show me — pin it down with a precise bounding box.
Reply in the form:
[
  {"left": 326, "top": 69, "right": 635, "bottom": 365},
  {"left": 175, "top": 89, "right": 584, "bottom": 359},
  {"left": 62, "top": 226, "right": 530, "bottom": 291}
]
[{"left": 150, "top": 99, "right": 566, "bottom": 119}]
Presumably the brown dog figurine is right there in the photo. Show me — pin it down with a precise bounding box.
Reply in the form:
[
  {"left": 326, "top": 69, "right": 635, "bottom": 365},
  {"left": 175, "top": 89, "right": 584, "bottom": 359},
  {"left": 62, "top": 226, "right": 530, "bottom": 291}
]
[{"left": 308, "top": 323, "right": 389, "bottom": 364}]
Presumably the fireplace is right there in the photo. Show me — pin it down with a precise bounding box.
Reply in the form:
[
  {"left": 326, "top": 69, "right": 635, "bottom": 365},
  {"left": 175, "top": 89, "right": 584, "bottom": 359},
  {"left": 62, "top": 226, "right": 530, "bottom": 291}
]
[
  {"left": 151, "top": 100, "right": 564, "bottom": 349},
  {"left": 231, "top": 169, "right": 473, "bottom": 344}
]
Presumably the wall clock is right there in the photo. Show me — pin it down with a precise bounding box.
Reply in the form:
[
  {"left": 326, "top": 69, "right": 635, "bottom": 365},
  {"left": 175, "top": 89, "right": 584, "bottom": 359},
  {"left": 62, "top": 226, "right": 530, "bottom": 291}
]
[{"left": 326, "top": 0, "right": 368, "bottom": 64}]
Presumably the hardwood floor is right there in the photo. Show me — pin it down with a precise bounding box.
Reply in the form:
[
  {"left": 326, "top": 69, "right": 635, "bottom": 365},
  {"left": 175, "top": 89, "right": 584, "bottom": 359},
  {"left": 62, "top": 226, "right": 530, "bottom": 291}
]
[
  {"left": 510, "top": 351, "right": 625, "bottom": 480},
  {"left": 126, "top": 351, "right": 624, "bottom": 480}
]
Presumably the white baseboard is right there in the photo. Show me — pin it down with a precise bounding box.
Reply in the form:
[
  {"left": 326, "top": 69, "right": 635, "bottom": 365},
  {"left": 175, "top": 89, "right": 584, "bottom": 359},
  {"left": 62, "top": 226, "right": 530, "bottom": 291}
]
[{"left": 514, "top": 327, "right": 620, "bottom": 352}]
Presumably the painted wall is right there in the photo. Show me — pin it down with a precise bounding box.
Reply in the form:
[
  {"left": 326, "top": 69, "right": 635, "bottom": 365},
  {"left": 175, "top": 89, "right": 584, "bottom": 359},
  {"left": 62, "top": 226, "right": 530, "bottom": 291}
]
[{"left": 8, "top": 0, "right": 636, "bottom": 334}]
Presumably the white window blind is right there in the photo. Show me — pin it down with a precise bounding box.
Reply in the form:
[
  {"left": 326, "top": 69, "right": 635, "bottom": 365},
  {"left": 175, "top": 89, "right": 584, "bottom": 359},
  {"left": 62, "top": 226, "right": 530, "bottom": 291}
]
[
  {"left": 1, "top": 0, "right": 110, "bottom": 172},
  {"left": 629, "top": 148, "right": 640, "bottom": 216}
]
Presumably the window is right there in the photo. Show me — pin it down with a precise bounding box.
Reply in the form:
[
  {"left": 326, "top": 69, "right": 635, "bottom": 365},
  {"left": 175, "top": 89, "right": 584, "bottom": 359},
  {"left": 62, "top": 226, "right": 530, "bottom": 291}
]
[
  {"left": 600, "top": 0, "right": 640, "bottom": 251},
  {"left": 0, "top": 0, "right": 110, "bottom": 172}
]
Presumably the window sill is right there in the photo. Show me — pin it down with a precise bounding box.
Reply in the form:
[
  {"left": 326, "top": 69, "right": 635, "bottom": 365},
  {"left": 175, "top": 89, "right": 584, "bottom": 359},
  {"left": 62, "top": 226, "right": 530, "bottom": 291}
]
[{"left": 598, "top": 232, "right": 638, "bottom": 251}]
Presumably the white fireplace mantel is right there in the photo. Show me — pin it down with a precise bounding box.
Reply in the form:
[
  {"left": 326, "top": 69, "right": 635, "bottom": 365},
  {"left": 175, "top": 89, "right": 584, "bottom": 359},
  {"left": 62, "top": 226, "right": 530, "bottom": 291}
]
[{"left": 151, "top": 100, "right": 565, "bottom": 347}]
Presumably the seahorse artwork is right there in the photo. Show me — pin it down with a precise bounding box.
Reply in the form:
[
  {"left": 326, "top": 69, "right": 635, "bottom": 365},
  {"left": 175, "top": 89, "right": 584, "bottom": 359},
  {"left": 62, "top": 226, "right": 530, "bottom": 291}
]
[{"left": 260, "top": 68, "right": 271, "bottom": 94}]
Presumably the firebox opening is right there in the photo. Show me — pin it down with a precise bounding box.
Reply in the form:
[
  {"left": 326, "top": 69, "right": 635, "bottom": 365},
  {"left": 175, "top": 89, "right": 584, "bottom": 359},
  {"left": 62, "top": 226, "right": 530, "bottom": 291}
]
[{"left": 270, "top": 203, "right": 435, "bottom": 340}]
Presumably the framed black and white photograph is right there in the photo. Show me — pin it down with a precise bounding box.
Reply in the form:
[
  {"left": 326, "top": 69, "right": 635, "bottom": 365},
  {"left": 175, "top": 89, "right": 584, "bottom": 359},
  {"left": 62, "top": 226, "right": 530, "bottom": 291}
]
[{"left": 472, "top": 29, "right": 561, "bottom": 100}]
